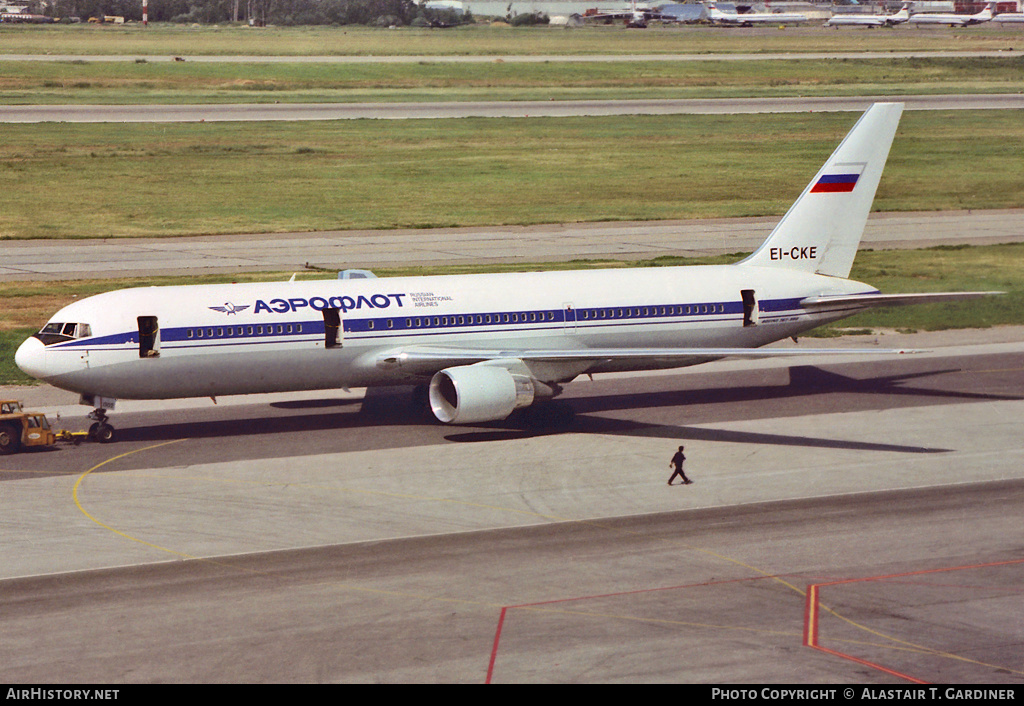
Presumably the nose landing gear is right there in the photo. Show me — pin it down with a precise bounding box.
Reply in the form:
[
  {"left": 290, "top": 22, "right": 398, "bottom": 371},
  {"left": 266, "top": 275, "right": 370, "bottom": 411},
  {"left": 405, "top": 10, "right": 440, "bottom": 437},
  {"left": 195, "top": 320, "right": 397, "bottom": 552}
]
[{"left": 87, "top": 409, "right": 116, "bottom": 444}]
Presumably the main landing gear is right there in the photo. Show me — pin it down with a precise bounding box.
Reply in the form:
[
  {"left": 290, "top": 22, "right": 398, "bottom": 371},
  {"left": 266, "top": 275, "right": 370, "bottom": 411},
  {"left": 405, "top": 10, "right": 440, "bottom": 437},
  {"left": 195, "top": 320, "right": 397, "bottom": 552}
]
[{"left": 87, "top": 408, "right": 116, "bottom": 444}]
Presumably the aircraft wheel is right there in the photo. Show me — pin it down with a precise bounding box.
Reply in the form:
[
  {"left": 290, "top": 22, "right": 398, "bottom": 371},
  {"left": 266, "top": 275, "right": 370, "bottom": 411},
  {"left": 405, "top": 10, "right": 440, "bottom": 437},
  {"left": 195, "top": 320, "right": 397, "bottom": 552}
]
[
  {"left": 94, "top": 423, "right": 115, "bottom": 444},
  {"left": 0, "top": 424, "right": 21, "bottom": 454}
]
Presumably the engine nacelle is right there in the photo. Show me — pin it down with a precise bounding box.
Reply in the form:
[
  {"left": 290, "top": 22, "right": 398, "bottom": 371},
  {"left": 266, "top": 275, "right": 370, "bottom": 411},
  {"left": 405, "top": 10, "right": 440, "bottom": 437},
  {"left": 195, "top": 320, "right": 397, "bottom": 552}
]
[{"left": 429, "top": 364, "right": 536, "bottom": 424}]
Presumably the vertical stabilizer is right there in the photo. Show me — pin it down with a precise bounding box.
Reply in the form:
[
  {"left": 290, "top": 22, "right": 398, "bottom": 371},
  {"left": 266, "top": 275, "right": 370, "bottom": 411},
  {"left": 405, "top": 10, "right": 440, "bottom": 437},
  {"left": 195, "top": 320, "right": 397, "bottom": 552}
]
[{"left": 740, "top": 103, "right": 903, "bottom": 279}]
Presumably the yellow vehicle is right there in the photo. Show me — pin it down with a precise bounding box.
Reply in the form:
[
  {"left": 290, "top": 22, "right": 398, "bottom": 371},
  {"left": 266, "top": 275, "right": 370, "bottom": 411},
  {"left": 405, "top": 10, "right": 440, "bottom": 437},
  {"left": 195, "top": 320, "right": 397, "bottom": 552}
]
[
  {"left": 0, "top": 400, "right": 57, "bottom": 455},
  {"left": 55, "top": 429, "right": 89, "bottom": 445}
]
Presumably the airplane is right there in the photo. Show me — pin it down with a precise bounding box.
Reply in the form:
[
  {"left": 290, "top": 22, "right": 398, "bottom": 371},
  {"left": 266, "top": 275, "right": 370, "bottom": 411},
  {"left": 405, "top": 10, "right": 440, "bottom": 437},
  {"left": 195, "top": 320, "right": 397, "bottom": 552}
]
[
  {"left": 907, "top": 1, "right": 996, "bottom": 26},
  {"left": 991, "top": 10, "right": 1024, "bottom": 22},
  {"left": 825, "top": 3, "right": 911, "bottom": 27},
  {"left": 704, "top": 2, "right": 808, "bottom": 25},
  {"left": 14, "top": 103, "right": 1001, "bottom": 440}
]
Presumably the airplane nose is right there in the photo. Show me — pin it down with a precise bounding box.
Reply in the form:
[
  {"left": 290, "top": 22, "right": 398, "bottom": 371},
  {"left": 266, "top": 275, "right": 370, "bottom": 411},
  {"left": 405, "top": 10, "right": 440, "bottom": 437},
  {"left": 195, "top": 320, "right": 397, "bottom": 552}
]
[{"left": 14, "top": 336, "right": 47, "bottom": 380}]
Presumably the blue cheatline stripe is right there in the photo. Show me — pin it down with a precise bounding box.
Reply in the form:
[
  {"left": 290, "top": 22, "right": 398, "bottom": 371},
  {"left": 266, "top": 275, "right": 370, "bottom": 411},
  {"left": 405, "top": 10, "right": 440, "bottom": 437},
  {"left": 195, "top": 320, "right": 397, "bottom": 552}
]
[{"left": 44, "top": 296, "right": 815, "bottom": 351}]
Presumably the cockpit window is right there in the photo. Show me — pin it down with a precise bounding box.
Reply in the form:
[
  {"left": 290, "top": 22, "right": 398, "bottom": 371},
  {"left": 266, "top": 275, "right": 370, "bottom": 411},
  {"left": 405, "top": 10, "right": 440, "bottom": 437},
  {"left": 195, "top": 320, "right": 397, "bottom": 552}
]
[{"left": 35, "top": 322, "right": 93, "bottom": 345}]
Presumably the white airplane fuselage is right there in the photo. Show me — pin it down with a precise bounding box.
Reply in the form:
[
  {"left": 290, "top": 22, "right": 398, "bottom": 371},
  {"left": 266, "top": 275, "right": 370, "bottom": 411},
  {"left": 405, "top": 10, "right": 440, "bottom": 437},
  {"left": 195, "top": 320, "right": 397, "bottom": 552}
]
[
  {"left": 15, "top": 265, "right": 874, "bottom": 401},
  {"left": 826, "top": 16, "right": 887, "bottom": 26},
  {"left": 826, "top": 4, "right": 910, "bottom": 26},
  {"left": 908, "top": 2, "right": 995, "bottom": 25},
  {"left": 705, "top": 4, "right": 807, "bottom": 24}
]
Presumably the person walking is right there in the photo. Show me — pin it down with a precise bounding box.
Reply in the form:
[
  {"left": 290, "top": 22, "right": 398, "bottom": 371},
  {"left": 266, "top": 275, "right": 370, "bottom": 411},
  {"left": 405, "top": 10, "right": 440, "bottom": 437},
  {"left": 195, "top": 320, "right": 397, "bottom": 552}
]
[{"left": 668, "top": 445, "right": 692, "bottom": 485}]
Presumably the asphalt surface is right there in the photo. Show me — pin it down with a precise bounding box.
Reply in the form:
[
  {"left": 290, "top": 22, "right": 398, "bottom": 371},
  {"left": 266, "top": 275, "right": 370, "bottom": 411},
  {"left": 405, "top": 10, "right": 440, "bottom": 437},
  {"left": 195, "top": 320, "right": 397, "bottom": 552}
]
[
  {"left": 2, "top": 50, "right": 1022, "bottom": 63},
  {"left": 1, "top": 210, "right": 1022, "bottom": 281},
  {"left": 1, "top": 334, "right": 1023, "bottom": 682},
  {"left": 3, "top": 94, "right": 1023, "bottom": 123}
]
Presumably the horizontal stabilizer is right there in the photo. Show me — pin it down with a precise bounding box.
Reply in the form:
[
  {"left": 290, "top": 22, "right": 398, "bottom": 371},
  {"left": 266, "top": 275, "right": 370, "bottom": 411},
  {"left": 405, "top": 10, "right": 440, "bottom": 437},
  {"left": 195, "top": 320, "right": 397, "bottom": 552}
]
[{"left": 800, "top": 291, "right": 1003, "bottom": 312}]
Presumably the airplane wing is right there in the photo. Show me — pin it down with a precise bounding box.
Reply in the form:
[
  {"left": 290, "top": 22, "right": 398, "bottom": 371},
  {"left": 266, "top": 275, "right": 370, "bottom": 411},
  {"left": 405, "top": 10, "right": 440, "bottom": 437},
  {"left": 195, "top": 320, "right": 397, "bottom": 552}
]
[{"left": 377, "top": 344, "right": 923, "bottom": 377}]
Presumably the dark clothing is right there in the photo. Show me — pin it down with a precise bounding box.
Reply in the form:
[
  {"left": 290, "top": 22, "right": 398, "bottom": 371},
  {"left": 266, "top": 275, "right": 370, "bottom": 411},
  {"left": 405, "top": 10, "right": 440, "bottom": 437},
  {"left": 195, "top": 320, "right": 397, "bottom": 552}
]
[{"left": 668, "top": 450, "right": 691, "bottom": 485}]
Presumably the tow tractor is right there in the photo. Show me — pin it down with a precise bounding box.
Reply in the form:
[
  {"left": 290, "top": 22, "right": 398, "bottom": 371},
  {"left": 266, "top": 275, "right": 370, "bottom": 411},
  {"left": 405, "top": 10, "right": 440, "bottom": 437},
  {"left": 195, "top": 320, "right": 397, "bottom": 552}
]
[
  {"left": 0, "top": 400, "right": 114, "bottom": 454},
  {"left": 0, "top": 399, "right": 57, "bottom": 454}
]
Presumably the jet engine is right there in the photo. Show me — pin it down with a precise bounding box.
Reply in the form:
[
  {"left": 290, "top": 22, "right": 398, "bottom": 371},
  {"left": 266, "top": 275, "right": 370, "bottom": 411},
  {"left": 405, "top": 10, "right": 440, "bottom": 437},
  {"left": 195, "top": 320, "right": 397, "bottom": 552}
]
[{"left": 428, "top": 364, "right": 536, "bottom": 424}]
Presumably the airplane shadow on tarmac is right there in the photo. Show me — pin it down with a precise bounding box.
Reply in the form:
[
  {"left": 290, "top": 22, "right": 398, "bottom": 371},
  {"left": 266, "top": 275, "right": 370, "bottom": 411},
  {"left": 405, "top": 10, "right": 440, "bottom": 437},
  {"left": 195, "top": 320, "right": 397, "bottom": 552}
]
[
  {"left": 446, "top": 415, "right": 950, "bottom": 454},
  {"left": 104, "top": 363, "right": 1021, "bottom": 457},
  {"left": 443, "top": 363, "right": 1022, "bottom": 452}
]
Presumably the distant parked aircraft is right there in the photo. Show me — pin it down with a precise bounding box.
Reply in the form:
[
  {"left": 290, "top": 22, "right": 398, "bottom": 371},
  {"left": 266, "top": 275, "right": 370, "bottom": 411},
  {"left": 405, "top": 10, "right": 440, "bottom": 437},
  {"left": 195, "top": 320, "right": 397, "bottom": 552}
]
[
  {"left": 991, "top": 8, "right": 1024, "bottom": 22},
  {"left": 705, "top": 2, "right": 808, "bottom": 25},
  {"left": 907, "top": 1, "right": 996, "bottom": 26},
  {"left": 826, "top": 3, "right": 911, "bottom": 27}
]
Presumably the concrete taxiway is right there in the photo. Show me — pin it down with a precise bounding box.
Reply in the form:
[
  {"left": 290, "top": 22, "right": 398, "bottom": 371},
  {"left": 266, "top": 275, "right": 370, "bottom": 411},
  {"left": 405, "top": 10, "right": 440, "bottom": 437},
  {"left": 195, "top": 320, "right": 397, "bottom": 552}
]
[
  {"left": 1, "top": 329, "right": 1022, "bottom": 682},
  {"left": 1, "top": 210, "right": 1022, "bottom": 281},
  {"left": 3, "top": 93, "right": 1023, "bottom": 124},
  {"left": 3, "top": 51, "right": 1022, "bottom": 64}
]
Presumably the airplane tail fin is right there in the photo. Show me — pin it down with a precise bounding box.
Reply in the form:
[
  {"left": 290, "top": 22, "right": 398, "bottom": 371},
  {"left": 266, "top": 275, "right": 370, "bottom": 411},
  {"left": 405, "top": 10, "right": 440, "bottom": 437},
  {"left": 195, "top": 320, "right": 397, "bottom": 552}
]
[
  {"left": 893, "top": 3, "right": 911, "bottom": 20},
  {"left": 740, "top": 102, "right": 903, "bottom": 279}
]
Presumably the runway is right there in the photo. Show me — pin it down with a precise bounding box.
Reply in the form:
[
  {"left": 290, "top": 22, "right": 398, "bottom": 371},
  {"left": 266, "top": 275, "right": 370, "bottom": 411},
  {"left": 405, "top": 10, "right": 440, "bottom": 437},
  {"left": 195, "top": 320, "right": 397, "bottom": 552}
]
[
  {"left": 2, "top": 210, "right": 1022, "bottom": 281},
  {"left": 2, "top": 332, "right": 1023, "bottom": 682},
  {"left": 3, "top": 93, "right": 1023, "bottom": 123},
  {"left": 3, "top": 50, "right": 1022, "bottom": 63}
]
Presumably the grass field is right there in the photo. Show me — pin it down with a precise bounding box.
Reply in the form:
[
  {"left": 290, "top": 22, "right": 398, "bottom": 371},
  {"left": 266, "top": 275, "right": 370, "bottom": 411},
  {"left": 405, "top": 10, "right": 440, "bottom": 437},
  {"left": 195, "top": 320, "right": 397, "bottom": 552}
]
[
  {"left": 3, "top": 23, "right": 1024, "bottom": 57},
  {"left": 2, "top": 56, "right": 1022, "bottom": 104},
  {"left": 1, "top": 110, "right": 1021, "bottom": 240}
]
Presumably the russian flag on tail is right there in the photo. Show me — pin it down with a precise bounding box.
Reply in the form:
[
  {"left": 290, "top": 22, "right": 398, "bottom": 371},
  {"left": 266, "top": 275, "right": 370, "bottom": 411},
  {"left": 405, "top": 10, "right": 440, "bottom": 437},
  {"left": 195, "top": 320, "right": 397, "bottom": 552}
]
[{"left": 811, "top": 162, "right": 867, "bottom": 193}]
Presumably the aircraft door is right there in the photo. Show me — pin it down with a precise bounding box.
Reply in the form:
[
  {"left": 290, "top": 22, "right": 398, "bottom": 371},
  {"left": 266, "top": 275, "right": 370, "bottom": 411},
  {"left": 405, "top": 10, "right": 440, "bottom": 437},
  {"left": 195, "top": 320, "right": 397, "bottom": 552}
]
[
  {"left": 138, "top": 316, "right": 160, "bottom": 357},
  {"left": 563, "top": 303, "right": 576, "bottom": 333},
  {"left": 323, "top": 308, "right": 342, "bottom": 348},
  {"left": 741, "top": 290, "right": 759, "bottom": 327}
]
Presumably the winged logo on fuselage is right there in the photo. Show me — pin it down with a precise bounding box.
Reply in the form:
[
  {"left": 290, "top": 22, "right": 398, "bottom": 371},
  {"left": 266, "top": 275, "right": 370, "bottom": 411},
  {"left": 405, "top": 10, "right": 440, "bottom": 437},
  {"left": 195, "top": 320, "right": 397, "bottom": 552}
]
[{"left": 209, "top": 302, "right": 250, "bottom": 315}]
